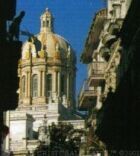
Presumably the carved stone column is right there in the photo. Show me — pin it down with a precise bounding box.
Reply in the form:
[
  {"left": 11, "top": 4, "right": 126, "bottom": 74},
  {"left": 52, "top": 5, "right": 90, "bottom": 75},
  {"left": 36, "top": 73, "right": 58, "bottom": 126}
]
[
  {"left": 25, "top": 71, "right": 28, "bottom": 98},
  {"left": 42, "top": 71, "right": 45, "bottom": 97},
  {"left": 58, "top": 72, "right": 61, "bottom": 96},
  {"left": 18, "top": 74, "right": 22, "bottom": 101},
  {"left": 69, "top": 72, "right": 71, "bottom": 101},
  {"left": 27, "top": 71, "right": 31, "bottom": 98},
  {"left": 53, "top": 71, "right": 57, "bottom": 93},
  {"left": 39, "top": 70, "right": 42, "bottom": 97},
  {"left": 67, "top": 72, "right": 70, "bottom": 102}
]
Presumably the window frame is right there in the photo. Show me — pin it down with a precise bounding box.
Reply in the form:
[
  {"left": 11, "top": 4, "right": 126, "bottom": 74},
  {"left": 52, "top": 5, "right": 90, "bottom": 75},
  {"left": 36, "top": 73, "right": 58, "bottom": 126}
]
[
  {"left": 32, "top": 74, "right": 38, "bottom": 97},
  {"left": 46, "top": 73, "right": 52, "bottom": 96}
]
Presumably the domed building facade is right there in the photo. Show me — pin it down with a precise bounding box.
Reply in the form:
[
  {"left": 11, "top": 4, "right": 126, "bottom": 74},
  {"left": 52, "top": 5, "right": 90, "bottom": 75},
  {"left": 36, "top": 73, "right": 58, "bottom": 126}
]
[
  {"left": 18, "top": 8, "right": 76, "bottom": 123},
  {"left": 5, "top": 9, "right": 84, "bottom": 155}
]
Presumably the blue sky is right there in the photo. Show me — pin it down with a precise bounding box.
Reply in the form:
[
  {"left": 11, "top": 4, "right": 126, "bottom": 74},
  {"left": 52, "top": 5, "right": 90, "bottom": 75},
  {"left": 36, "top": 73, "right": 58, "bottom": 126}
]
[{"left": 17, "top": 0, "right": 105, "bottom": 95}]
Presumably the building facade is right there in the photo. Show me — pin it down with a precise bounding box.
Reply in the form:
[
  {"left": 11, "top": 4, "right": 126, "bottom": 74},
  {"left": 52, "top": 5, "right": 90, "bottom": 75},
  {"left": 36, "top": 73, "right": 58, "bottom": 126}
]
[
  {"left": 98, "top": 0, "right": 140, "bottom": 152},
  {"left": 79, "top": 0, "right": 132, "bottom": 154},
  {"left": 5, "top": 9, "right": 84, "bottom": 155}
]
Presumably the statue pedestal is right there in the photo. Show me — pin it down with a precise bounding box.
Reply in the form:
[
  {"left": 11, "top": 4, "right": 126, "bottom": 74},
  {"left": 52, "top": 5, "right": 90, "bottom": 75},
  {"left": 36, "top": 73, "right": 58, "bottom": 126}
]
[{"left": 9, "top": 112, "right": 34, "bottom": 151}]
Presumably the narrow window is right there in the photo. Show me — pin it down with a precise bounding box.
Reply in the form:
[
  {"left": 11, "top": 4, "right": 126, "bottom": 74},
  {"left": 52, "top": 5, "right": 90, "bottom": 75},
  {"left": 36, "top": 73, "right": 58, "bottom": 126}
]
[
  {"left": 32, "top": 74, "right": 38, "bottom": 97},
  {"left": 61, "top": 74, "right": 65, "bottom": 94},
  {"left": 46, "top": 20, "right": 49, "bottom": 27},
  {"left": 113, "top": 4, "right": 121, "bottom": 19},
  {"left": 43, "top": 20, "right": 46, "bottom": 27},
  {"left": 46, "top": 74, "right": 52, "bottom": 96},
  {"left": 22, "top": 76, "right": 26, "bottom": 97}
]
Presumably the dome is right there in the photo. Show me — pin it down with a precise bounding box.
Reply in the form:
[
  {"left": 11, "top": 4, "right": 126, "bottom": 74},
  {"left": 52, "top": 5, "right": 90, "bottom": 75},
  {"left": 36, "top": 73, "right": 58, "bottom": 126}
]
[
  {"left": 22, "top": 9, "right": 75, "bottom": 61},
  {"left": 37, "top": 32, "right": 71, "bottom": 58}
]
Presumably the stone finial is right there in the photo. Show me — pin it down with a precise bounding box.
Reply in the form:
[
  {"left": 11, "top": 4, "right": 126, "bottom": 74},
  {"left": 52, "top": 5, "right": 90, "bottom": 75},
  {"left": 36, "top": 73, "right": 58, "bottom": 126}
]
[
  {"left": 68, "top": 45, "right": 71, "bottom": 53},
  {"left": 62, "top": 95, "right": 67, "bottom": 108},
  {"left": 55, "top": 43, "right": 59, "bottom": 51},
  {"left": 46, "top": 8, "right": 49, "bottom": 12}
]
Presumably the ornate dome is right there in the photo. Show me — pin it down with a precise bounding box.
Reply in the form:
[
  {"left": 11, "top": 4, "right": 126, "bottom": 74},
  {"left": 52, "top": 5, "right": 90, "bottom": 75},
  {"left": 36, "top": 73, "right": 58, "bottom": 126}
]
[
  {"left": 22, "top": 8, "right": 75, "bottom": 61},
  {"left": 18, "top": 8, "right": 77, "bottom": 128}
]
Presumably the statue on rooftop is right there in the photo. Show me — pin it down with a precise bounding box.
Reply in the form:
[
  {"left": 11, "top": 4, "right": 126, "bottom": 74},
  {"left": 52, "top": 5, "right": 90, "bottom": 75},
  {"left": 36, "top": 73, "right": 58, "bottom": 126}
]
[{"left": 9, "top": 11, "right": 25, "bottom": 41}]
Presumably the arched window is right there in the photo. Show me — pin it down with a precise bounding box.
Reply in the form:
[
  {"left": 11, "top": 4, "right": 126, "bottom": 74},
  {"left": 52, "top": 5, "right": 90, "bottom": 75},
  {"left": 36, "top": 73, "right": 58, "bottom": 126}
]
[
  {"left": 21, "top": 76, "right": 26, "bottom": 97},
  {"left": 46, "top": 74, "right": 52, "bottom": 96},
  {"left": 32, "top": 74, "right": 38, "bottom": 97}
]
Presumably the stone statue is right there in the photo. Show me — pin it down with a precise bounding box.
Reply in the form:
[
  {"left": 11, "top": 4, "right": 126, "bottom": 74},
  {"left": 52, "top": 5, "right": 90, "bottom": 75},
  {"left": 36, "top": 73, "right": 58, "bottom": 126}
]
[
  {"left": 38, "top": 126, "right": 47, "bottom": 142},
  {"left": 38, "top": 126, "right": 50, "bottom": 145},
  {"left": 9, "top": 11, "right": 25, "bottom": 41},
  {"left": 46, "top": 129, "right": 50, "bottom": 145},
  {"left": 38, "top": 115, "right": 50, "bottom": 145},
  {"left": 62, "top": 94, "right": 67, "bottom": 107}
]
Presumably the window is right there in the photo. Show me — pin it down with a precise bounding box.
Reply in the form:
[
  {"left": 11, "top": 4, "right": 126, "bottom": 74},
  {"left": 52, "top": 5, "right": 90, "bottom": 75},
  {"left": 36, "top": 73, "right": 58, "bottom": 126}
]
[
  {"left": 46, "top": 20, "right": 49, "bottom": 27},
  {"left": 113, "top": 4, "right": 121, "bottom": 19},
  {"left": 43, "top": 20, "right": 46, "bottom": 27},
  {"left": 22, "top": 76, "right": 26, "bottom": 97},
  {"left": 32, "top": 74, "right": 38, "bottom": 97},
  {"left": 46, "top": 74, "right": 52, "bottom": 96},
  {"left": 61, "top": 74, "right": 65, "bottom": 94}
]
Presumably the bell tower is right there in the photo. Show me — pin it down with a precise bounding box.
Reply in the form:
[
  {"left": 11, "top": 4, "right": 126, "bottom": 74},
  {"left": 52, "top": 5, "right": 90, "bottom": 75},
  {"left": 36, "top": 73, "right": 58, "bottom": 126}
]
[{"left": 40, "top": 8, "right": 53, "bottom": 33}]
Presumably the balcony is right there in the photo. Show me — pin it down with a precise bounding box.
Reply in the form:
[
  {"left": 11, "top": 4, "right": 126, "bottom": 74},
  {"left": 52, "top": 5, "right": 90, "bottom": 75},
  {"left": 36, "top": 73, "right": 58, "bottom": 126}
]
[
  {"left": 102, "top": 34, "right": 116, "bottom": 48},
  {"left": 78, "top": 80, "right": 97, "bottom": 110},
  {"left": 88, "top": 62, "right": 105, "bottom": 87},
  {"left": 80, "top": 9, "right": 107, "bottom": 63}
]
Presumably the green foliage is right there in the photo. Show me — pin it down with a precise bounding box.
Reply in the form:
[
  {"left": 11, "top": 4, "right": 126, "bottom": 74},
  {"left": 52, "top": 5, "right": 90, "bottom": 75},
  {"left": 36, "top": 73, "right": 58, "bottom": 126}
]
[{"left": 34, "top": 122, "right": 85, "bottom": 156}]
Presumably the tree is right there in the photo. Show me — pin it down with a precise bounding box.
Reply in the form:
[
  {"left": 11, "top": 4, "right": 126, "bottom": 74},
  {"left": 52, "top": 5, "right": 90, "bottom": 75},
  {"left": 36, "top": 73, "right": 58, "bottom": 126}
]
[{"left": 34, "top": 122, "right": 85, "bottom": 156}]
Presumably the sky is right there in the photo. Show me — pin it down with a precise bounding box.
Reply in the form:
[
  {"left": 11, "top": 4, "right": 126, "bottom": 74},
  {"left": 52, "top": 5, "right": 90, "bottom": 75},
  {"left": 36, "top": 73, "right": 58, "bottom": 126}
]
[{"left": 17, "top": 0, "right": 105, "bottom": 96}]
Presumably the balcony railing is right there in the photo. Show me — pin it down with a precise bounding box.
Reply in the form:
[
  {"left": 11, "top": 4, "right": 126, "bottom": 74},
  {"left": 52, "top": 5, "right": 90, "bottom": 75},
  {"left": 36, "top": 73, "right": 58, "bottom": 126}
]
[
  {"left": 78, "top": 80, "right": 97, "bottom": 110},
  {"left": 88, "top": 61, "right": 106, "bottom": 86}
]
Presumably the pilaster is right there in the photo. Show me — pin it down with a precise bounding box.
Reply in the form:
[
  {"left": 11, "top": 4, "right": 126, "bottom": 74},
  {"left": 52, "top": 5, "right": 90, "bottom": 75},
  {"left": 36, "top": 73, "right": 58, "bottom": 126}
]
[
  {"left": 38, "top": 70, "right": 42, "bottom": 97},
  {"left": 67, "top": 72, "right": 70, "bottom": 106},
  {"left": 52, "top": 71, "right": 57, "bottom": 93},
  {"left": 25, "top": 71, "right": 28, "bottom": 98},
  {"left": 58, "top": 72, "right": 61, "bottom": 96},
  {"left": 42, "top": 70, "right": 45, "bottom": 97}
]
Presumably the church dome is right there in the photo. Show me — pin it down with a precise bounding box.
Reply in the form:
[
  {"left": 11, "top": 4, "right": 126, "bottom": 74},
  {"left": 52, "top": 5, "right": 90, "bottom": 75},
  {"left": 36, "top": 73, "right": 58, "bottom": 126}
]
[
  {"left": 18, "top": 8, "right": 77, "bottom": 123},
  {"left": 22, "top": 8, "right": 75, "bottom": 61},
  {"left": 37, "top": 32, "right": 71, "bottom": 58}
]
